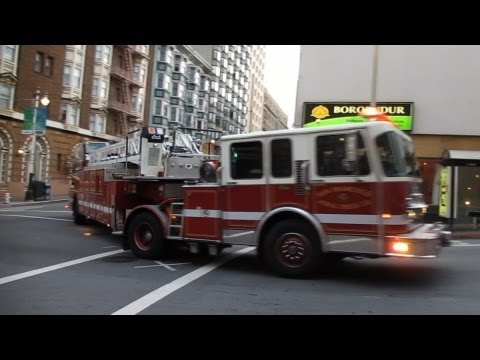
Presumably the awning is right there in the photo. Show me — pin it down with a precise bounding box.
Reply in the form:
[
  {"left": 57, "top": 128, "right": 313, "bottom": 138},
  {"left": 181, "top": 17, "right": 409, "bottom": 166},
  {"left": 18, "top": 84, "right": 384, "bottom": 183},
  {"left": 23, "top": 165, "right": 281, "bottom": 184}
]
[{"left": 441, "top": 150, "right": 480, "bottom": 166}]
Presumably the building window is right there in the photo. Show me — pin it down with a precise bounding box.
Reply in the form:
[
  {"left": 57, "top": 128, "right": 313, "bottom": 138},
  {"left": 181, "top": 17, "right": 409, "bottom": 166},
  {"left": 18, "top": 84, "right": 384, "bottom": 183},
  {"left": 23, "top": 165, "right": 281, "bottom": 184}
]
[
  {"left": 72, "top": 68, "right": 81, "bottom": 88},
  {"left": 173, "top": 55, "right": 186, "bottom": 74},
  {"left": 184, "top": 114, "right": 195, "bottom": 128},
  {"left": 0, "top": 132, "right": 10, "bottom": 183},
  {"left": 4, "top": 45, "right": 16, "bottom": 62},
  {"left": 34, "top": 52, "right": 53, "bottom": 76},
  {"left": 95, "top": 46, "right": 102, "bottom": 61},
  {"left": 200, "top": 77, "right": 210, "bottom": 92},
  {"left": 156, "top": 73, "right": 171, "bottom": 91},
  {"left": 92, "top": 78, "right": 99, "bottom": 97},
  {"left": 186, "top": 91, "right": 198, "bottom": 106},
  {"left": 63, "top": 65, "right": 71, "bottom": 86},
  {"left": 35, "top": 52, "right": 44, "bottom": 73},
  {"left": 89, "top": 113, "right": 106, "bottom": 133},
  {"left": 0, "top": 83, "right": 13, "bottom": 110},
  {"left": 104, "top": 46, "right": 111, "bottom": 64},
  {"left": 62, "top": 103, "right": 80, "bottom": 126},
  {"left": 95, "top": 45, "right": 111, "bottom": 65},
  {"left": 100, "top": 80, "right": 107, "bottom": 99},
  {"left": 170, "top": 107, "right": 184, "bottom": 124},
  {"left": 44, "top": 56, "right": 54, "bottom": 77},
  {"left": 158, "top": 46, "right": 173, "bottom": 65},
  {"left": 172, "top": 82, "right": 184, "bottom": 99}
]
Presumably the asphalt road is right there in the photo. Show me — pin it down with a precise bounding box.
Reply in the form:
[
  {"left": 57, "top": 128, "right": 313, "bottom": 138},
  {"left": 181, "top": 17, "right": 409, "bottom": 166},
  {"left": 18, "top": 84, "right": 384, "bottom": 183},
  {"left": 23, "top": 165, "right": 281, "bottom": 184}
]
[{"left": 1, "top": 201, "right": 479, "bottom": 315}]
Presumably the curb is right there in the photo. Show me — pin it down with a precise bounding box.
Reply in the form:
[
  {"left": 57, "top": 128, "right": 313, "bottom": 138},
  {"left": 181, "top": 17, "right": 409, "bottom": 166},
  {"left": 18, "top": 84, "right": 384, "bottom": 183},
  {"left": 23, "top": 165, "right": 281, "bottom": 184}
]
[{"left": 0, "top": 198, "right": 69, "bottom": 208}]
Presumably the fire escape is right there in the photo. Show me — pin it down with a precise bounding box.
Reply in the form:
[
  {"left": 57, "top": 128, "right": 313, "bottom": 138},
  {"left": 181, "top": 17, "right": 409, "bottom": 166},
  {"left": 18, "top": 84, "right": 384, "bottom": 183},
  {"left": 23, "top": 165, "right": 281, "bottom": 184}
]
[{"left": 107, "top": 45, "right": 149, "bottom": 136}]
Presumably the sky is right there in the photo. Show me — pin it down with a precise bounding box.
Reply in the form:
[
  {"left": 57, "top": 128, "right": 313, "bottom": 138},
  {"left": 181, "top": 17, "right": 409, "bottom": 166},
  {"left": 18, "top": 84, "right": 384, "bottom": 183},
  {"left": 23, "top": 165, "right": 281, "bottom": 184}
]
[{"left": 263, "top": 45, "right": 301, "bottom": 128}]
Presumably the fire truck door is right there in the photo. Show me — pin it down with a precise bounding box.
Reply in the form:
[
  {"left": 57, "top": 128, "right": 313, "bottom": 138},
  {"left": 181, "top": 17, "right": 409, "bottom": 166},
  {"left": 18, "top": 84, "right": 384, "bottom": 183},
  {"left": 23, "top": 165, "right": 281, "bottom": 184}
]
[{"left": 222, "top": 140, "right": 266, "bottom": 245}]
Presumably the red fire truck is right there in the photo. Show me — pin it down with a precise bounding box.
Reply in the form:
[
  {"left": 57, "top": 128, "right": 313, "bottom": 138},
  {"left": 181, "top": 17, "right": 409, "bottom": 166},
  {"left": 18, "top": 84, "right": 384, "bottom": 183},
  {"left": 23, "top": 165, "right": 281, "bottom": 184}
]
[{"left": 70, "top": 120, "right": 451, "bottom": 277}]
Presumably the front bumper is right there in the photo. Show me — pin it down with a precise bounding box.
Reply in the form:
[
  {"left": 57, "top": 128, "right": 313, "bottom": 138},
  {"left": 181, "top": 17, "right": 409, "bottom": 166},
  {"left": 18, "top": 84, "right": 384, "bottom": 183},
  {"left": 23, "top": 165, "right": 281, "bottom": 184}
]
[{"left": 385, "top": 223, "right": 451, "bottom": 258}]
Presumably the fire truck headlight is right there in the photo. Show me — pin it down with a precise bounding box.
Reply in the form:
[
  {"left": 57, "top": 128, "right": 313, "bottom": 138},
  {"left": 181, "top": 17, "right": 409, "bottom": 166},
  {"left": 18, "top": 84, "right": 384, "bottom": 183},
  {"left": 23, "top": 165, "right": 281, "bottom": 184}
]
[{"left": 392, "top": 241, "right": 410, "bottom": 253}]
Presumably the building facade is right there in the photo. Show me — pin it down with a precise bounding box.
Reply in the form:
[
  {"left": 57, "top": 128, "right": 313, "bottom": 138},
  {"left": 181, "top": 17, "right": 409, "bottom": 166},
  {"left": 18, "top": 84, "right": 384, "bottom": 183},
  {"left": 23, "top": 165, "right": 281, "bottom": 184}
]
[
  {"left": 247, "top": 45, "right": 266, "bottom": 133},
  {"left": 294, "top": 45, "right": 480, "bottom": 224},
  {"left": 0, "top": 45, "right": 150, "bottom": 201},
  {"left": 191, "top": 45, "right": 252, "bottom": 135},
  {"left": 145, "top": 45, "right": 215, "bottom": 140},
  {"left": 263, "top": 88, "right": 288, "bottom": 131}
]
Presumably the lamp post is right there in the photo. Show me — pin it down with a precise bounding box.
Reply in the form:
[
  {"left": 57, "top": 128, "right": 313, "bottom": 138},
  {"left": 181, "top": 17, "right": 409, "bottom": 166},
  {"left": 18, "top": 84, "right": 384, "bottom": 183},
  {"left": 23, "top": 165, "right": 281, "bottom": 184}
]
[{"left": 25, "top": 88, "right": 50, "bottom": 201}]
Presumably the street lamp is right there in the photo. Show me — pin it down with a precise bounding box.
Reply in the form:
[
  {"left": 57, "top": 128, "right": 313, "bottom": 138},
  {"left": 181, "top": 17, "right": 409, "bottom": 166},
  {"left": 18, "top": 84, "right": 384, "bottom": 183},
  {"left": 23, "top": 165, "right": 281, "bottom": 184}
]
[{"left": 25, "top": 88, "right": 50, "bottom": 201}]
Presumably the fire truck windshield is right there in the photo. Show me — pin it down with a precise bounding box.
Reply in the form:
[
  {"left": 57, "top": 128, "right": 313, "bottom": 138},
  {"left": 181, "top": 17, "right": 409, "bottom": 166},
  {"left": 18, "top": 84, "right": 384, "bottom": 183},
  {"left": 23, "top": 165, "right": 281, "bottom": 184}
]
[{"left": 376, "top": 131, "right": 420, "bottom": 177}]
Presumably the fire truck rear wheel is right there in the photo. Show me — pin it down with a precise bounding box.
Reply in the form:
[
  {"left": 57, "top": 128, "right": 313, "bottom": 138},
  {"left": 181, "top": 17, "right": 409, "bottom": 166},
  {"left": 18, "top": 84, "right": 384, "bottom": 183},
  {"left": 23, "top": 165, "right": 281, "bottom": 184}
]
[
  {"left": 263, "top": 219, "right": 322, "bottom": 278},
  {"left": 128, "top": 212, "right": 166, "bottom": 259},
  {"left": 73, "top": 197, "right": 86, "bottom": 225}
]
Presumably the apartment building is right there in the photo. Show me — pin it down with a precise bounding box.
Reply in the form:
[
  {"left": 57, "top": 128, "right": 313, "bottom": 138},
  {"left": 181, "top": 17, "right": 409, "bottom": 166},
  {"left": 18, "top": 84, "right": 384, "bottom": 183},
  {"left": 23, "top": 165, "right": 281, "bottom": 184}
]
[
  {"left": 191, "top": 45, "right": 252, "bottom": 135},
  {"left": 263, "top": 88, "right": 288, "bottom": 131},
  {"left": 247, "top": 45, "right": 266, "bottom": 133},
  {"left": 0, "top": 45, "right": 150, "bottom": 200},
  {"left": 144, "top": 45, "right": 216, "bottom": 140}
]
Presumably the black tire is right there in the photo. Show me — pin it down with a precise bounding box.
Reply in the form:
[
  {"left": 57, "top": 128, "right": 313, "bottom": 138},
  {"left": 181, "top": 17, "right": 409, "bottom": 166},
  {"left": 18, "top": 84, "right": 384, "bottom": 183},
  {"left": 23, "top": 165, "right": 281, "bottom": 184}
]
[
  {"left": 262, "top": 219, "right": 322, "bottom": 278},
  {"left": 72, "top": 197, "right": 86, "bottom": 225},
  {"left": 127, "top": 212, "right": 166, "bottom": 259}
]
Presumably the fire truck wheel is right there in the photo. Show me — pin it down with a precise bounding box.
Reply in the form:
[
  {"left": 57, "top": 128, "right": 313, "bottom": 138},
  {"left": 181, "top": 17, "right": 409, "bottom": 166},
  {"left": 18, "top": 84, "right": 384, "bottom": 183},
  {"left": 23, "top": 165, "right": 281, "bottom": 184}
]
[
  {"left": 263, "top": 220, "right": 322, "bottom": 278},
  {"left": 128, "top": 212, "right": 166, "bottom": 259},
  {"left": 73, "top": 198, "right": 86, "bottom": 225}
]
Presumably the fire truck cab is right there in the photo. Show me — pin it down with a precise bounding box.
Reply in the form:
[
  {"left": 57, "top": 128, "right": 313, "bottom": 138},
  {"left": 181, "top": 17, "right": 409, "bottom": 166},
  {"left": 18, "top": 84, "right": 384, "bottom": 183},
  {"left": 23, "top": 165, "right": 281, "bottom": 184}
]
[{"left": 70, "top": 121, "right": 451, "bottom": 277}]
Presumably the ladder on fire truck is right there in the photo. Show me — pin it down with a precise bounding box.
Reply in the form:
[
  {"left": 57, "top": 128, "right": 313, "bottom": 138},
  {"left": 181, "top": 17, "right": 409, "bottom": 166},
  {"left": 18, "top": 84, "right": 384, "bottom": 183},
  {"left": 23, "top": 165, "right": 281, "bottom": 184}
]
[
  {"left": 168, "top": 202, "right": 184, "bottom": 239},
  {"left": 86, "top": 128, "right": 148, "bottom": 179}
]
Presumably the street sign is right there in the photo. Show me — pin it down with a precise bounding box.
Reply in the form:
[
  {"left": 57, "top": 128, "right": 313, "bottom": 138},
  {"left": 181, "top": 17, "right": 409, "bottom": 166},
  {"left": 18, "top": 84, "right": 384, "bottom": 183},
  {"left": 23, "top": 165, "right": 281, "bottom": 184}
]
[{"left": 22, "top": 107, "right": 48, "bottom": 135}]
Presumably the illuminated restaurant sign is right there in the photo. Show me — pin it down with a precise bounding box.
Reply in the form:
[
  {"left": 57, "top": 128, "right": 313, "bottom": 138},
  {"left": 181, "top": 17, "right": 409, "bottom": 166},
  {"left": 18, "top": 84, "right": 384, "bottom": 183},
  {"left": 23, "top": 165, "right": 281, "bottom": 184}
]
[{"left": 303, "top": 102, "right": 414, "bottom": 131}]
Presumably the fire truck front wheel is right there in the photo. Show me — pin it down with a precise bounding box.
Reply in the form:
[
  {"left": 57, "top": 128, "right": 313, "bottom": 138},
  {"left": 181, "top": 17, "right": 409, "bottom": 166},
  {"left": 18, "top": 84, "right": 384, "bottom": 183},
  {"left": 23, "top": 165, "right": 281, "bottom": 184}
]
[
  {"left": 128, "top": 212, "right": 166, "bottom": 259},
  {"left": 262, "top": 220, "right": 322, "bottom": 278}
]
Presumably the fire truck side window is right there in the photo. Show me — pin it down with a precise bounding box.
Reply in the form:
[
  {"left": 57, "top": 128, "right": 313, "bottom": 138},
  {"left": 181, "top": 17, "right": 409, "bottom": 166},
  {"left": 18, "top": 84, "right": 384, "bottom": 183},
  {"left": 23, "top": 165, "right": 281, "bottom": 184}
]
[
  {"left": 271, "top": 138, "right": 292, "bottom": 178},
  {"left": 316, "top": 134, "right": 347, "bottom": 176},
  {"left": 230, "top": 141, "right": 263, "bottom": 179},
  {"left": 316, "top": 133, "right": 369, "bottom": 176}
]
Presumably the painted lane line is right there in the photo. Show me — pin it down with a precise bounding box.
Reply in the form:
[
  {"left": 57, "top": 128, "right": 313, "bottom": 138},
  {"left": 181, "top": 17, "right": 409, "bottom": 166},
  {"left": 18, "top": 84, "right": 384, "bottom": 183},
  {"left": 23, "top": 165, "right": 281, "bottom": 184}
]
[
  {"left": 0, "top": 214, "right": 73, "bottom": 222},
  {"left": 134, "top": 262, "right": 191, "bottom": 270},
  {"left": 102, "top": 246, "right": 119, "bottom": 249},
  {"left": 154, "top": 261, "right": 176, "bottom": 271},
  {"left": 134, "top": 264, "right": 164, "bottom": 269},
  {"left": 112, "top": 246, "right": 255, "bottom": 315},
  {"left": 165, "top": 262, "right": 191, "bottom": 266},
  {"left": 0, "top": 249, "right": 125, "bottom": 285},
  {"left": 0, "top": 205, "right": 48, "bottom": 211}
]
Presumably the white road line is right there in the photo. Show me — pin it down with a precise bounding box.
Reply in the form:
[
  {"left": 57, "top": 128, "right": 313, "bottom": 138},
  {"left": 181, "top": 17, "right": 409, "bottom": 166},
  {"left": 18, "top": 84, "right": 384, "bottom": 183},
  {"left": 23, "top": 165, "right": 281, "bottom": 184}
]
[
  {"left": 112, "top": 246, "right": 255, "bottom": 315},
  {"left": 134, "top": 264, "right": 164, "bottom": 269},
  {"left": 134, "top": 262, "right": 191, "bottom": 270},
  {"left": 0, "top": 214, "right": 73, "bottom": 222},
  {"left": 154, "top": 261, "right": 176, "bottom": 271},
  {"left": 102, "top": 246, "right": 119, "bottom": 249},
  {"left": 165, "top": 262, "right": 191, "bottom": 266},
  {"left": 451, "top": 243, "right": 480, "bottom": 247},
  {"left": 0, "top": 249, "right": 125, "bottom": 285},
  {"left": 0, "top": 206, "right": 47, "bottom": 211}
]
